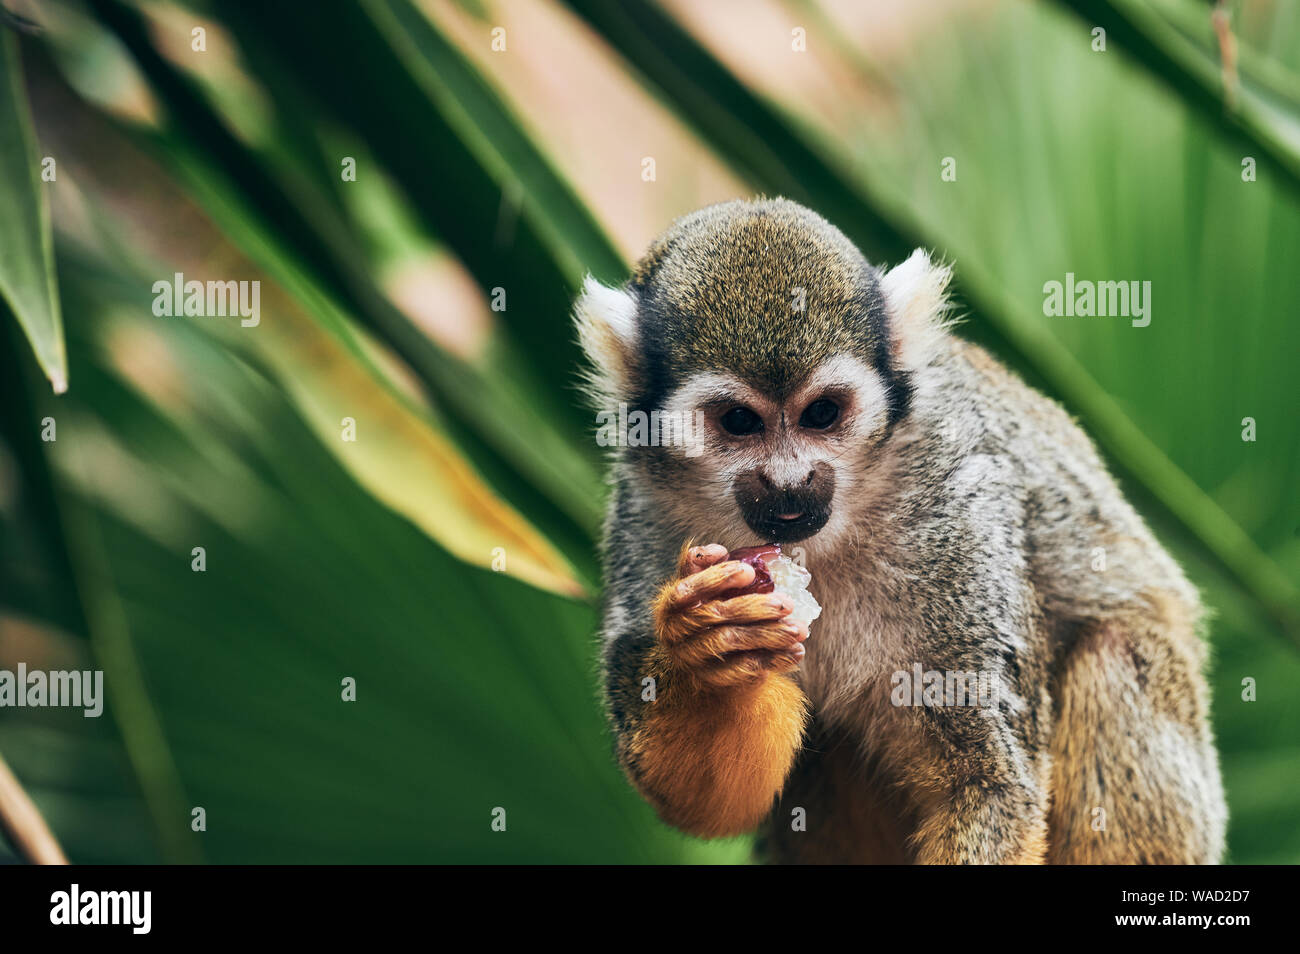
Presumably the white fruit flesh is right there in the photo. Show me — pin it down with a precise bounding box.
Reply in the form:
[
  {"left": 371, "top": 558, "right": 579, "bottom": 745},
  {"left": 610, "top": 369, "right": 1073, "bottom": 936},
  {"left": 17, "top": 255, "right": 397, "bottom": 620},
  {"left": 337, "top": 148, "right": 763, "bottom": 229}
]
[{"left": 767, "top": 554, "right": 822, "bottom": 627}]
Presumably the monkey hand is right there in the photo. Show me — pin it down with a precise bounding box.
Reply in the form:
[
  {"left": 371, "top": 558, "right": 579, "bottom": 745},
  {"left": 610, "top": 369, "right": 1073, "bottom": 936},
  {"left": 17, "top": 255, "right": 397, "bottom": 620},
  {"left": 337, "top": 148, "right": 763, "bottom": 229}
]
[
  {"left": 623, "top": 542, "right": 810, "bottom": 837},
  {"left": 654, "top": 543, "right": 808, "bottom": 689}
]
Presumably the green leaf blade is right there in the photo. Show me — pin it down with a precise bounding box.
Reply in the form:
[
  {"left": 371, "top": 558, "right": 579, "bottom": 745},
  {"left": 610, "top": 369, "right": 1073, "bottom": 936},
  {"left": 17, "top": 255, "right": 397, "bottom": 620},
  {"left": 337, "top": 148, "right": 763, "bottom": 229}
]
[{"left": 0, "top": 31, "right": 66, "bottom": 393}]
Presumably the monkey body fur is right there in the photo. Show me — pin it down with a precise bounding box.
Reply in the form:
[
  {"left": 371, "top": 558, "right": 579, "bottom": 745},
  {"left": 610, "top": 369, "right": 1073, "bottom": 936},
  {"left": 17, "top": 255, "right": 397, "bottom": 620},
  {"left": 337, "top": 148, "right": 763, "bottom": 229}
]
[{"left": 577, "top": 198, "right": 1227, "bottom": 864}]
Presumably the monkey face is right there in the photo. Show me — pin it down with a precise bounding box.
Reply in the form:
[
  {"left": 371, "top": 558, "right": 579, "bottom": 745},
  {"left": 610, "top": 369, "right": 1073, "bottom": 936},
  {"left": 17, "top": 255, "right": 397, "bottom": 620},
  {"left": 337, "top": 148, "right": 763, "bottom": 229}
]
[
  {"left": 654, "top": 353, "right": 897, "bottom": 546},
  {"left": 574, "top": 198, "right": 953, "bottom": 552}
]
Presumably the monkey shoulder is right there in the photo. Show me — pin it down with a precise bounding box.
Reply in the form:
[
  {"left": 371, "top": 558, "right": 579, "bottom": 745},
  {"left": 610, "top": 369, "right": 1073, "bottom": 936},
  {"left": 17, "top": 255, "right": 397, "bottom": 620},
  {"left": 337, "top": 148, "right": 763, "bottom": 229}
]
[{"left": 915, "top": 340, "right": 1198, "bottom": 624}]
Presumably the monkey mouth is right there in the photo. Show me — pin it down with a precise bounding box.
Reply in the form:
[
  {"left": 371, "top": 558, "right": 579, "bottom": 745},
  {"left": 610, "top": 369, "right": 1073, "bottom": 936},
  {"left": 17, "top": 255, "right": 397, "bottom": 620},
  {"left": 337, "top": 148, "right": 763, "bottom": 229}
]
[
  {"left": 743, "top": 509, "right": 830, "bottom": 543},
  {"left": 733, "top": 474, "right": 834, "bottom": 543}
]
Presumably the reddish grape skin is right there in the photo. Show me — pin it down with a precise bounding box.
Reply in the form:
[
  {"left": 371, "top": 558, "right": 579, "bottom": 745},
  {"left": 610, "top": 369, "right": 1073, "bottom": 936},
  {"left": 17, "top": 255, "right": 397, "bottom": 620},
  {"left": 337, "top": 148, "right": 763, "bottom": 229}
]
[{"left": 718, "top": 544, "right": 780, "bottom": 599}]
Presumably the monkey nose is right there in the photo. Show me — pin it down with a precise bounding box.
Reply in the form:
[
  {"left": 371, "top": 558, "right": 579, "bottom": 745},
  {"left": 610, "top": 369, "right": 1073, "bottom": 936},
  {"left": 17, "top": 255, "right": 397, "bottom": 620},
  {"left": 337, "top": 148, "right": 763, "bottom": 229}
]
[{"left": 757, "top": 471, "right": 817, "bottom": 491}]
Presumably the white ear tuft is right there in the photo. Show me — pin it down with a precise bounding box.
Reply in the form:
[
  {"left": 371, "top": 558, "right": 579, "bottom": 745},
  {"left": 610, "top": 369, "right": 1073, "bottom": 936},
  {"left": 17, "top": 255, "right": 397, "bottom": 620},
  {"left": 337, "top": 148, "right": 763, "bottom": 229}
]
[
  {"left": 880, "top": 249, "right": 955, "bottom": 371},
  {"left": 573, "top": 275, "right": 640, "bottom": 404}
]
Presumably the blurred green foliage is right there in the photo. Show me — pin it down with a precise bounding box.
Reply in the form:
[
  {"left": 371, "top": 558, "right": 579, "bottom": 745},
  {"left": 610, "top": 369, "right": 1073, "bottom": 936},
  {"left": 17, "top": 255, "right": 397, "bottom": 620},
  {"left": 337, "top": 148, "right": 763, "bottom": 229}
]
[{"left": 0, "top": 0, "right": 1296, "bottom": 863}]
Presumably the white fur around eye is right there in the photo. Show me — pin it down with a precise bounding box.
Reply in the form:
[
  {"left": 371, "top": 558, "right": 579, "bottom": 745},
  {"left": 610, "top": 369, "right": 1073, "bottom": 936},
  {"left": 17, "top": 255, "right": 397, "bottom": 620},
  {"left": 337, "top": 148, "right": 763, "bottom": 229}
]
[
  {"left": 798, "top": 354, "right": 890, "bottom": 436},
  {"left": 662, "top": 374, "right": 766, "bottom": 423}
]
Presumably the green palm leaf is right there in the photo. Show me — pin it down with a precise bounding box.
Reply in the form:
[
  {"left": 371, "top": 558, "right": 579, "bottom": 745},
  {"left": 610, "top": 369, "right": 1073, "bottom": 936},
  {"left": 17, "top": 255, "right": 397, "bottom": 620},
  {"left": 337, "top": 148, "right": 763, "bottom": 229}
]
[{"left": 0, "top": 30, "right": 66, "bottom": 394}]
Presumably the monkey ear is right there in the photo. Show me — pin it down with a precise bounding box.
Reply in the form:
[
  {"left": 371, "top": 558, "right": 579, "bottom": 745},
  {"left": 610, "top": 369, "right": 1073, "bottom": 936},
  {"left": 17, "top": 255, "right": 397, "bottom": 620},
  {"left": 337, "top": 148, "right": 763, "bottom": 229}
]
[
  {"left": 879, "top": 249, "right": 954, "bottom": 372},
  {"left": 573, "top": 275, "right": 640, "bottom": 404}
]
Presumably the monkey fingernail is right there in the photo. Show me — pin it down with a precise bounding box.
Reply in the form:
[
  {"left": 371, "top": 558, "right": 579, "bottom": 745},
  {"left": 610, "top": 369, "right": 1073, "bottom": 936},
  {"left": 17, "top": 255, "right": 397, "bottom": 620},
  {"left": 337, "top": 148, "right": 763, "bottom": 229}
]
[{"left": 730, "top": 562, "right": 756, "bottom": 581}]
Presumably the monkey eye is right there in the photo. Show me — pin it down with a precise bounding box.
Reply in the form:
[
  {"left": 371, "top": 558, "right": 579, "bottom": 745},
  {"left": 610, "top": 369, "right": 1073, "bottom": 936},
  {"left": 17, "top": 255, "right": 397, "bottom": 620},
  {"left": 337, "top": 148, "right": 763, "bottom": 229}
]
[
  {"left": 799, "top": 398, "right": 840, "bottom": 429},
  {"left": 720, "top": 406, "right": 764, "bottom": 436}
]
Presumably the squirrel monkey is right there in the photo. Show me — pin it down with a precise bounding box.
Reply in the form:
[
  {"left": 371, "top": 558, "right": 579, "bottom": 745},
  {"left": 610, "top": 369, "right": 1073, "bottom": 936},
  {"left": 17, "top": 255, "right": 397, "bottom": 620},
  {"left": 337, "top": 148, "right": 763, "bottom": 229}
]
[{"left": 574, "top": 197, "right": 1226, "bottom": 864}]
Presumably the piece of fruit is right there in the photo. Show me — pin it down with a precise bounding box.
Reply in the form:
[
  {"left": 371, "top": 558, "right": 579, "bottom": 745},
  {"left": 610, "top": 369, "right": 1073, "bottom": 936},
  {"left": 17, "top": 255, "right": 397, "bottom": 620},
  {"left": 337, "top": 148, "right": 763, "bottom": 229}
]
[{"left": 723, "top": 544, "right": 822, "bottom": 628}]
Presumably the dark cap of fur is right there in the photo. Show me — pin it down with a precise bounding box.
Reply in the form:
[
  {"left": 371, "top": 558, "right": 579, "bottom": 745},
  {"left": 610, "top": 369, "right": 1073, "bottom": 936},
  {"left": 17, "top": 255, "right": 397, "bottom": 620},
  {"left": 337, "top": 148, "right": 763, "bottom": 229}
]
[{"left": 629, "top": 197, "right": 909, "bottom": 422}]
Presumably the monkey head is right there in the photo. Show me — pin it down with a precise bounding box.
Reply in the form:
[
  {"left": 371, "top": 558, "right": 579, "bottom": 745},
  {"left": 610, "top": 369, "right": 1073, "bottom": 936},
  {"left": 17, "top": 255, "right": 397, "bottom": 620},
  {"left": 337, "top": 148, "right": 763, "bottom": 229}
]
[{"left": 575, "top": 197, "right": 952, "bottom": 551}]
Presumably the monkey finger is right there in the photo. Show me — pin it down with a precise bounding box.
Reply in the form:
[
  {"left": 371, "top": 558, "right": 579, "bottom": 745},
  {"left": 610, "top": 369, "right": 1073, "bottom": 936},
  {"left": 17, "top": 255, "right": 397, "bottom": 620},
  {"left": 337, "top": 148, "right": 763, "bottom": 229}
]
[
  {"left": 683, "top": 592, "right": 794, "bottom": 630},
  {"left": 671, "top": 621, "right": 804, "bottom": 668},
  {"left": 677, "top": 542, "right": 729, "bottom": 577},
  {"left": 664, "top": 560, "right": 755, "bottom": 611},
  {"left": 695, "top": 645, "right": 805, "bottom": 688}
]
